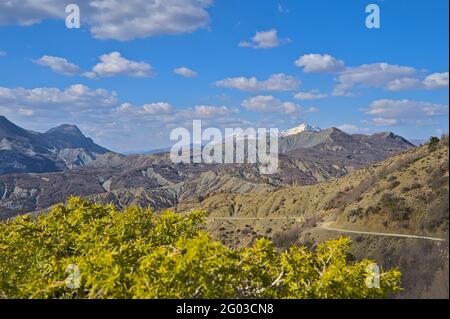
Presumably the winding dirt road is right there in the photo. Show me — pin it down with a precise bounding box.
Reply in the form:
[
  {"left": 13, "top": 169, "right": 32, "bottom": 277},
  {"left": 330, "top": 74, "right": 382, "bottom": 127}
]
[
  {"left": 319, "top": 222, "right": 446, "bottom": 242},
  {"left": 206, "top": 217, "right": 447, "bottom": 242}
]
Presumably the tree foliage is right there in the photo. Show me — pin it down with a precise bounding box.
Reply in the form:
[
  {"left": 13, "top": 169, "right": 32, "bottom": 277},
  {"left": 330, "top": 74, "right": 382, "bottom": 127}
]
[{"left": 0, "top": 198, "right": 401, "bottom": 299}]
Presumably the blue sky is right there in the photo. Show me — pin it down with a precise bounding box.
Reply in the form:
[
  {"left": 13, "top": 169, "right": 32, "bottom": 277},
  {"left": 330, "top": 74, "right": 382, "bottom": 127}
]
[{"left": 0, "top": 0, "right": 448, "bottom": 152}]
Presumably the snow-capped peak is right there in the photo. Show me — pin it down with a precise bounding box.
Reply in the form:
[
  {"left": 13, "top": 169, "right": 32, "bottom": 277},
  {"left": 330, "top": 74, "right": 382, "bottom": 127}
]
[{"left": 281, "top": 123, "right": 322, "bottom": 137}]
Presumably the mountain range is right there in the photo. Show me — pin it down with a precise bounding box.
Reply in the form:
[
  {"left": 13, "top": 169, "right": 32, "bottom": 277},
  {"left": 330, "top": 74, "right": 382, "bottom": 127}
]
[
  {"left": 0, "top": 116, "right": 414, "bottom": 219},
  {"left": 0, "top": 115, "right": 111, "bottom": 175}
]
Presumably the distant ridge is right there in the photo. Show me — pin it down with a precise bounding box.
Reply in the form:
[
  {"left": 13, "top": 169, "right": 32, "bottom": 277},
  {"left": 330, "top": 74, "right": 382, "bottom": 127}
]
[
  {"left": 0, "top": 119, "right": 415, "bottom": 219},
  {"left": 0, "top": 116, "right": 113, "bottom": 175},
  {"left": 141, "top": 123, "right": 413, "bottom": 156}
]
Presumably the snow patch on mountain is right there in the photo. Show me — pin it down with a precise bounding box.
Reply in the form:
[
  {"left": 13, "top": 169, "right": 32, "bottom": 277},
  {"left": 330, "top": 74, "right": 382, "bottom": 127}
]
[{"left": 280, "top": 123, "right": 322, "bottom": 137}]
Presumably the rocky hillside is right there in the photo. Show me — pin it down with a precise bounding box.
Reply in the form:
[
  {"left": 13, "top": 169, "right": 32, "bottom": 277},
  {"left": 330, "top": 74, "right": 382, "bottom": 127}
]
[
  {"left": 177, "top": 136, "right": 449, "bottom": 298},
  {"left": 0, "top": 116, "right": 112, "bottom": 175},
  {"left": 178, "top": 136, "right": 448, "bottom": 240},
  {"left": 0, "top": 124, "right": 414, "bottom": 219}
]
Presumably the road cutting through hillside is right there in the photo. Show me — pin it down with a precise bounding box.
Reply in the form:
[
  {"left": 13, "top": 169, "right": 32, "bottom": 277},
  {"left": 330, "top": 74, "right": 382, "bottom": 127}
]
[
  {"left": 207, "top": 217, "right": 302, "bottom": 221},
  {"left": 318, "top": 222, "right": 446, "bottom": 242},
  {"left": 206, "top": 217, "right": 447, "bottom": 242}
]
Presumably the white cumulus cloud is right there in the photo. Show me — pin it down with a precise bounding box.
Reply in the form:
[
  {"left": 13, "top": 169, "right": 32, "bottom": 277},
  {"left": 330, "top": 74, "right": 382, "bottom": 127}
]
[
  {"left": 333, "top": 63, "right": 416, "bottom": 95},
  {"left": 174, "top": 67, "right": 198, "bottom": 78},
  {"left": 294, "top": 53, "right": 448, "bottom": 94},
  {"left": 295, "top": 54, "right": 345, "bottom": 73},
  {"left": 0, "top": 0, "right": 213, "bottom": 41},
  {"left": 0, "top": 84, "right": 118, "bottom": 124},
  {"left": 215, "top": 73, "right": 299, "bottom": 92},
  {"left": 423, "top": 72, "right": 449, "bottom": 90},
  {"left": 385, "top": 72, "right": 448, "bottom": 91},
  {"left": 242, "top": 95, "right": 300, "bottom": 114},
  {"left": 190, "top": 105, "right": 239, "bottom": 117},
  {"left": 337, "top": 124, "right": 368, "bottom": 134},
  {"left": 33, "top": 52, "right": 155, "bottom": 79},
  {"left": 239, "top": 29, "right": 290, "bottom": 49},
  {"left": 294, "top": 90, "right": 327, "bottom": 100},
  {"left": 385, "top": 77, "right": 421, "bottom": 91},
  {"left": 142, "top": 102, "right": 174, "bottom": 114},
  {"left": 369, "top": 118, "right": 399, "bottom": 126},
  {"left": 86, "top": 52, "right": 154, "bottom": 78},
  {"left": 34, "top": 55, "right": 81, "bottom": 75},
  {"left": 363, "top": 99, "right": 449, "bottom": 126}
]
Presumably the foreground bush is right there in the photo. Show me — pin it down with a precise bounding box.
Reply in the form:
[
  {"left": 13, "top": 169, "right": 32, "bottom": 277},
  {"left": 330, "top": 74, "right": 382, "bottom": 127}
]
[{"left": 0, "top": 198, "right": 401, "bottom": 299}]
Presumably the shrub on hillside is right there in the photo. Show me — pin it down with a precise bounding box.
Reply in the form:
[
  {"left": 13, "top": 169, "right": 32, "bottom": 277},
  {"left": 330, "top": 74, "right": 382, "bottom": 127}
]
[
  {"left": 428, "top": 162, "right": 449, "bottom": 193},
  {"left": 427, "top": 136, "right": 440, "bottom": 151},
  {"left": 379, "top": 194, "right": 411, "bottom": 222},
  {"left": 423, "top": 191, "right": 449, "bottom": 233},
  {"left": 0, "top": 198, "right": 401, "bottom": 299},
  {"left": 401, "top": 183, "right": 422, "bottom": 193}
]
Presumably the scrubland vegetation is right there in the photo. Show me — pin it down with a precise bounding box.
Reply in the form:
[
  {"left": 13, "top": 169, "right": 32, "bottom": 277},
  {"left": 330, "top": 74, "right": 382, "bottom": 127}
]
[{"left": 0, "top": 198, "right": 401, "bottom": 299}]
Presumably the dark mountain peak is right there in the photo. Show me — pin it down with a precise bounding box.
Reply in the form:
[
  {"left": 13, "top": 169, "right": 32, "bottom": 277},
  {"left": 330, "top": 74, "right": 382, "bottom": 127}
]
[
  {"left": 321, "top": 127, "right": 351, "bottom": 140},
  {"left": 46, "top": 124, "right": 83, "bottom": 137},
  {"left": 325, "top": 127, "right": 346, "bottom": 134},
  {"left": 370, "top": 131, "right": 415, "bottom": 146},
  {"left": 44, "top": 125, "right": 110, "bottom": 154},
  {"left": 0, "top": 115, "right": 16, "bottom": 128},
  {"left": 0, "top": 117, "right": 112, "bottom": 175},
  {"left": 374, "top": 131, "right": 395, "bottom": 138}
]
